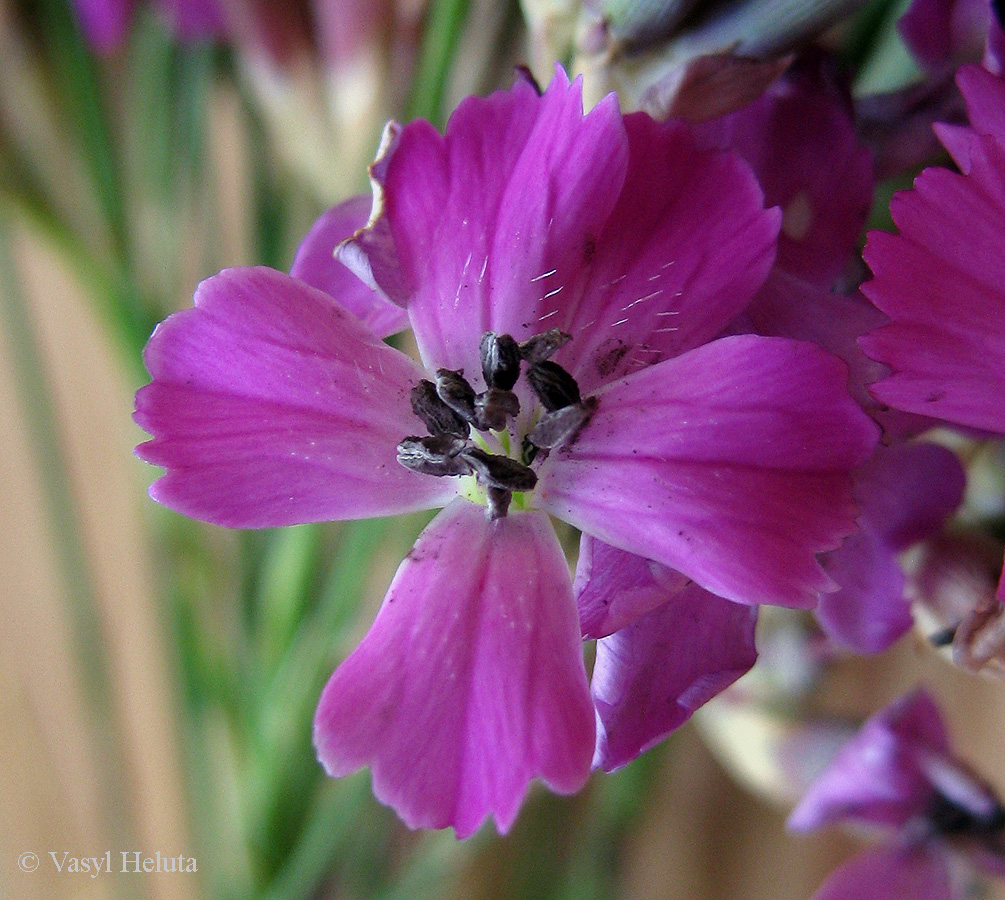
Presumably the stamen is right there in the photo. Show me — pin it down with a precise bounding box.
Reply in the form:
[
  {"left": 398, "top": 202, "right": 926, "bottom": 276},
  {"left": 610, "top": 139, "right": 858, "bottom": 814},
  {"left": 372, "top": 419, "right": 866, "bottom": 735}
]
[
  {"left": 461, "top": 447, "right": 538, "bottom": 492},
  {"left": 474, "top": 387, "right": 520, "bottom": 432},
  {"left": 479, "top": 332, "right": 521, "bottom": 391},
  {"left": 927, "top": 791, "right": 1005, "bottom": 837},
  {"left": 487, "top": 486, "right": 512, "bottom": 520},
  {"left": 397, "top": 435, "right": 471, "bottom": 477},
  {"left": 527, "top": 360, "right": 581, "bottom": 411},
  {"left": 527, "top": 397, "right": 597, "bottom": 450},
  {"left": 411, "top": 380, "right": 469, "bottom": 438},
  {"left": 518, "top": 329, "right": 571, "bottom": 364},
  {"left": 435, "top": 368, "right": 477, "bottom": 424}
]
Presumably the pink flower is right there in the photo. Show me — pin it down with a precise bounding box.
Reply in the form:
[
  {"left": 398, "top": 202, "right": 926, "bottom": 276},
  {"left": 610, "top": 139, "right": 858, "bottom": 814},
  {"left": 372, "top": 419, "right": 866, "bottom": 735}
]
[
  {"left": 790, "top": 690, "right": 1005, "bottom": 899},
  {"left": 861, "top": 64, "right": 1005, "bottom": 435},
  {"left": 688, "top": 60, "right": 968, "bottom": 656},
  {"left": 135, "top": 68, "right": 877, "bottom": 835}
]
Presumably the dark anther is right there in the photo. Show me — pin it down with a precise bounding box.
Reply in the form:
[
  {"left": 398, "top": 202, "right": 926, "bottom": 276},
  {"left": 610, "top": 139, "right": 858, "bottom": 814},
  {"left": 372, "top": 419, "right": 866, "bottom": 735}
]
[
  {"left": 487, "top": 486, "right": 512, "bottom": 520},
  {"left": 929, "top": 625, "right": 959, "bottom": 648},
  {"left": 527, "top": 360, "right": 581, "bottom": 411},
  {"left": 480, "top": 332, "right": 521, "bottom": 391},
  {"left": 474, "top": 388, "right": 520, "bottom": 432},
  {"left": 461, "top": 447, "right": 538, "bottom": 492},
  {"left": 527, "top": 396, "right": 597, "bottom": 450},
  {"left": 928, "top": 792, "right": 1005, "bottom": 838},
  {"left": 397, "top": 435, "right": 471, "bottom": 477},
  {"left": 411, "top": 380, "right": 469, "bottom": 438},
  {"left": 435, "top": 369, "right": 477, "bottom": 423},
  {"left": 518, "top": 329, "right": 571, "bottom": 364}
]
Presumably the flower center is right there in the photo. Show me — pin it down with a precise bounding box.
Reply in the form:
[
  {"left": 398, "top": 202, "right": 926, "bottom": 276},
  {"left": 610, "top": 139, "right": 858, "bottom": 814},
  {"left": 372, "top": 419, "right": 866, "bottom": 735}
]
[{"left": 396, "top": 329, "right": 597, "bottom": 518}]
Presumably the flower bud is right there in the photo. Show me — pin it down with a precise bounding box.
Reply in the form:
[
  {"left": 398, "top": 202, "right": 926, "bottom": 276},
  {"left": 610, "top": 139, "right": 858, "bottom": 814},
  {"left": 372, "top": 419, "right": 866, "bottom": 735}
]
[{"left": 908, "top": 532, "right": 1005, "bottom": 678}]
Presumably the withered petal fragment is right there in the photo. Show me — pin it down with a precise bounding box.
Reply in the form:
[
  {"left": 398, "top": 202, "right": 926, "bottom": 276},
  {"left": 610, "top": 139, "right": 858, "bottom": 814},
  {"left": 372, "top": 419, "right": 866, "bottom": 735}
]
[
  {"left": 411, "top": 380, "right": 470, "bottom": 438},
  {"left": 528, "top": 397, "right": 598, "bottom": 450},
  {"left": 461, "top": 447, "right": 538, "bottom": 492},
  {"left": 527, "top": 360, "right": 581, "bottom": 411},
  {"left": 480, "top": 332, "right": 522, "bottom": 390},
  {"left": 397, "top": 435, "right": 472, "bottom": 477},
  {"left": 518, "top": 329, "right": 571, "bottom": 364}
]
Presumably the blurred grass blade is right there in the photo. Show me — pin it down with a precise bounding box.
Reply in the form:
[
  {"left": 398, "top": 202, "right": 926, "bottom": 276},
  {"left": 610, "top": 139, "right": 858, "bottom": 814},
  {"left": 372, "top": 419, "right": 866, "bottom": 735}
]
[
  {"left": 32, "top": 0, "right": 130, "bottom": 256},
  {"left": 407, "top": 0, "right": 473, "bottom": 124}
]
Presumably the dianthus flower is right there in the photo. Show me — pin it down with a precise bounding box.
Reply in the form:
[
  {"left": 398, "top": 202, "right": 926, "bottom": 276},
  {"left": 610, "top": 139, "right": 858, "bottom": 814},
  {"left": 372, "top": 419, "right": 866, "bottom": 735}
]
[
  {"left": 860, "top": 64, "right": 1005, "bottom": 436},
  {"left": 790, "top": 690, "right": 1005, "bottom": 899},
  {"left": 135, "top": 68, "right": 877, "bottom": 835}
]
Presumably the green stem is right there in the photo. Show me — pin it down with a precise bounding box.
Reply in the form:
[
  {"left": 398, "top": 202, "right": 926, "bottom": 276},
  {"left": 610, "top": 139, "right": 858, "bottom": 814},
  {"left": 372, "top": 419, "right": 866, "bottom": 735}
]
[
  {"left": 406, "top": 0, "right": 474, "bottom": 125},
  {"left": 0, "top": 222, "right": 145, "bottom": 899},
  {"left": 35, "top": 0, "right": 130, "bottom": 256}
]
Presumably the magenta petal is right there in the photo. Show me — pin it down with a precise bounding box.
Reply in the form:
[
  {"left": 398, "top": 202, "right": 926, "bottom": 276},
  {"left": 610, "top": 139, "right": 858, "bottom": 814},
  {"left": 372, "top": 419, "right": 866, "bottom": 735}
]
[
  {"left": 957, "top": 64, "right": 1005, "bottom": 143},
  {"left": 816, "top": 443, "right": 965, "bottom": 653},
  {"left": 135, "top": 266, "right": 454, "bottom": 527},
  {"left": 574, "top": 534, "right": 690, "bottom": 639},
  {"left": 817, "top": 524, "right": 912, "bottom": 654},
  {"left": 592, "top": 578, "right": 757, "bottom": 772},
  {"left": 344, "top": 68, "right": 630, "bottom": 377},
  {"left": 539, "top": 335, "right": 878, "bottom": 608},
  {"left": 563, "top": 115, "right": 779, "bottom": 393},
  {"left": 810, "top": 846, "right": 953, "bottom": 900},
  {"left": 742, "top": 271, "right": 931, "bottom": 438},
  {"left": 693, "top": 65, "right": 873, "bottom": 286},
  {"left": 860, "top": 142, "right": 1005, "bottom": 433},
  {"left": 71, "top": 0, "right": 134, "bottom": 52},
  {"left": 789, "top": 690, "right": 949, "bottom": 832},
  {"left": 290, "top": 195, "right": 409, "bottom": 339},
  {"left": 313, "top": 500, "right": 595, "bottom": 837},
  {"left": 898, "top": 0, "right": 991, "bottom": 70},
  {"left": 156, "top": 0, "right": 227, "bottom": 41},
  {"left": 857, "top": 443, "right": 966, "bottom": 551}
]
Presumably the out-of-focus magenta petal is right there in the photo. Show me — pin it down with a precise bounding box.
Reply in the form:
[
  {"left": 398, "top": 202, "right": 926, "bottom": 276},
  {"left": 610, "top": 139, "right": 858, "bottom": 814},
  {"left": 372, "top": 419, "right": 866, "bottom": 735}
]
[
  {"left": 313, "top": 500, "right": 595, "bottom": 838},
  {"left": 740, "top": 271, "right": 932, "bottom": 438},
  {"left": 898, "top": 0, "right": 991, "bottom": 70},
  {"left": 560, "top": 114, "right": 779, "bottom": 394},
  {"left": 312, "top": 0, "right": 394, "bottom": 71},
  {"left": 817, "top": 443, "right": 965, "bottom": 653},
  {"left": 957, "top": 64, "right": 1005, "bottom": 142},
  {"left": 71, "top": 0, "right": 135, "bottom": 52},
  {"left": 988, "top": 19, "right": 1005, "bottom": 73},
  {"left": 592, "top": 579, "right": 757, "bottom": 772},
  {"left": 692, "top": 65, "right": 873, "bottom": 286},
  {"left": 789, "top": 690, "right": 949, "bottom": 832},
  {"left": 858, "top": 442, "right": 967, "bottom": 551},
  {"left": 817, "top": 524, "right": 913, "bottom": 654},
  {"left": 156, "top": 0, "right": 227, "bottom": 40},
  {"left": 861, "top": 135, "right": 1005, "bottom": 433},
  {"left": 538, "top": 335, "right": 878, "bottom": 609},
  {"left": 290, "top": 195, "right": 409, "bottom": 338},
  {"left": 135, "top": 266, "right": 454, "bottom": 527},
  {"left": 574, "top": 535, "right": 690, "bottom": 639},
  {"left": 810, "top": 846, "right": 954, "bottom": 900},
  {"left": 343, "top": 68, "right": 630, "bottom": 379}
]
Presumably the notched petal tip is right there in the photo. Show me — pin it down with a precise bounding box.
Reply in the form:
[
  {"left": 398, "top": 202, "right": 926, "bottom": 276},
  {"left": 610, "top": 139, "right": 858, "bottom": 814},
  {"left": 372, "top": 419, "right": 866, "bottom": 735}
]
[{"left": 313, "top": 500, "right": 594, "bottom": 837}]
